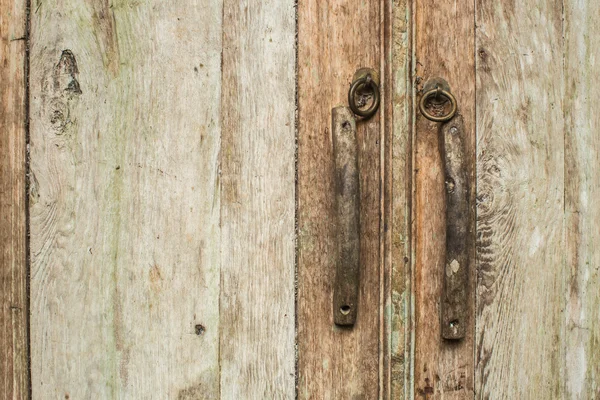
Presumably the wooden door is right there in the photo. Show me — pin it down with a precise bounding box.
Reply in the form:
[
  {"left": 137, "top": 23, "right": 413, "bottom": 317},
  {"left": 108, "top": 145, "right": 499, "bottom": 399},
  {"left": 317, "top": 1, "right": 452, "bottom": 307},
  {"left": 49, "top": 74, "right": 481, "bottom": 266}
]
[
  {"left": 409, "top": 0, "right": 600, "bottom": 398},
  {"left": 1, "top": 0, "right": 600, "bottom": 399}
]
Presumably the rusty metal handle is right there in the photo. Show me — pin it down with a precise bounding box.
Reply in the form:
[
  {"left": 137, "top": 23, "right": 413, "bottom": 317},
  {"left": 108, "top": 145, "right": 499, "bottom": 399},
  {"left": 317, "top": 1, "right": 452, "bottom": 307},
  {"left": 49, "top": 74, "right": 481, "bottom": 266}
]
[
  {"left": 419, "top": 78, "right": 470, "bottom": 340},
  {"left": 332, "top": 106, "right": 360, "bottom": 326},
  {"left": 440, "top": 117, "right": 469, "bottom": 340}
]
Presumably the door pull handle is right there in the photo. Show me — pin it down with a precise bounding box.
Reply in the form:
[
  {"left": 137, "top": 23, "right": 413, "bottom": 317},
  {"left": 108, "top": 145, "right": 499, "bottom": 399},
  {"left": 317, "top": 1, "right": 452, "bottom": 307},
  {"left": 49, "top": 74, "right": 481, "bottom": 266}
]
[
  {"left": 332, "top": 68, "right": 380, "bottom": 327},
  {"left": 332, "top": 106, "right": 360, "bottom": 326},
  {"left": 419, "top": 78, "right": 469, "bottom": 340}
]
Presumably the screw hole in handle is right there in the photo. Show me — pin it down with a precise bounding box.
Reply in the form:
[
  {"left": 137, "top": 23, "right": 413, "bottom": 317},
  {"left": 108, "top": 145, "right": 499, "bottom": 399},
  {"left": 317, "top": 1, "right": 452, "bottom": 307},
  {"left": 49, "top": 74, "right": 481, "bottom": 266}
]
[
  {"left": 340, "top": 305, "right": 351, "bottom": 316},
  {"left": 348, "top": 74, "right": 380, "bottom": 119}
]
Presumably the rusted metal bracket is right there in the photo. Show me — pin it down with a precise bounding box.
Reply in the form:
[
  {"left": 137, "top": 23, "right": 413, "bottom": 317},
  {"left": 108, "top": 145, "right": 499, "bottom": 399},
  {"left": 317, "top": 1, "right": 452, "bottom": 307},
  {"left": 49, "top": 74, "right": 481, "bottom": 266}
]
[
  {"left": 419, "top": 78, "right": 470, "bottom": 340},
  {"left": 332, "top": 106, "right": 360, "bottom": 326}
]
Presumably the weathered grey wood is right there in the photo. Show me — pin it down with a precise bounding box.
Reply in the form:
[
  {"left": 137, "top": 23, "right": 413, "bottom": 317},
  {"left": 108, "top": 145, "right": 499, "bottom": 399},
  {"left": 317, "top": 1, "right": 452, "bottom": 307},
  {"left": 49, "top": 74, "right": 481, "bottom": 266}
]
[
  {"left": 219, "top": 0, "right": 296, "bottom": 397},
  {"left": 440, "top": 116, "right": 469, "bottom": 340},
  {"left": 297, "top": 0, "right": 383, "bottom": 397},
  {"left": 413, "top": 0, "right": 476, "bottom": 396},
  {"left": 475, "top": 0, "right": 565, "bottom": 397},
  {"left": 29, "top": 1, "right": 223, "bottom": 397},
  {"left": 332, "top": 106, "right": 360, "bottom": 327},
  {"left": 388, "top": 0, "right": 411, "bottom": 396},
  {"left": 563, "top": 1, "right": 600, "bottom": 397},
  {"left": 0, "top": 0, "right": 28, "bottom": 398}
]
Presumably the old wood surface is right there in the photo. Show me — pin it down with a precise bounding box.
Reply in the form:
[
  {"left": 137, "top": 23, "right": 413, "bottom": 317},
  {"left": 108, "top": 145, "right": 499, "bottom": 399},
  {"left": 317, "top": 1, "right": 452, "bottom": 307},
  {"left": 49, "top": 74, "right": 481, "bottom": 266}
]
[
  {"left": 388, "top": 0, "right": 411, "bottom": 397},
  {"left": 0, "top": 0, "right": 28, "bottom": 399},
  {"left": 297, "top": 0, "right": 386, "bottom": 397},
  {"left": 29, "top": 0, "right": 295, "bottom": 398},
  {"left": 29, "top": 1, "right": 223, "bottom": 397},
  {"left": 219, "top": 0, "right": 296, "bottom": 397},
  {"left": 564, "top": 2, "right": 600, "bottom": 396},
  {"left": 5, "top": 0, "right": 600, "bottom": 397},
  {"left": 412, "top": 0, "right": 476, "bottom": 397},
  {"left": 475, "top": 0, "right": 566, "bottom": 397}
]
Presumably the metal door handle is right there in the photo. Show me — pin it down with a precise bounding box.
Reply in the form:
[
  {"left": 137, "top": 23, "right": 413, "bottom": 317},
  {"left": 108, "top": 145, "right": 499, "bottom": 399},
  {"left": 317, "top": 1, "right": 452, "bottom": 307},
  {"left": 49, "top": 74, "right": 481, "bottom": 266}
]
[
  {"left": 420, "top": 78, "right": 469, "bottom": 340},
  {"left": 332, "top": 106, "right": 360, "bottom": 326},
  {"left": 332, "top": 68, "right": 380, "bottom": 327}
]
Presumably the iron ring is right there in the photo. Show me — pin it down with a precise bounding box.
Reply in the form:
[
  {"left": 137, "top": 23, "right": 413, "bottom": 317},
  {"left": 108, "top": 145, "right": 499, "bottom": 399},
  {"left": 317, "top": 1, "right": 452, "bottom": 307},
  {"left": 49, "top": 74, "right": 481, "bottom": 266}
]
[
  {"left": 348, "top": 75, "right": 380, "bottom": 119},
  {"left": 419, "top": 87, "right": 457, "bottom": 122}
]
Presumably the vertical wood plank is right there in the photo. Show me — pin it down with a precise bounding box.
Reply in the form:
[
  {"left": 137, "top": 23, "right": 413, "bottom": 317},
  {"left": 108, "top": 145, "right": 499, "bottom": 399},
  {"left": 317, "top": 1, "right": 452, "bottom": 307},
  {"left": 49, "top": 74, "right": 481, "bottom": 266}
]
[
  {"left": 388, "top": 0, "right": 412, "bottom": 397},
  {"left": 219, "top": 0, "right": 296, "bottom": 398},
  {"left": 563, "top": 1, "right": 600, "bottom": 397},
  {"left": 0, "top": 0, "right": 28, "bottom": 398},
  {"left": 412, "top": 0, "right": 476, "bottom": 397},
  {"left": 297, "top": 1, "right": 383, "bottom": 398},
  {"left": 29, "top": 1, "right": 223, "bottom": 397},
  {"left": 475, "top": 1, "right": 565, "bottom": 397}
]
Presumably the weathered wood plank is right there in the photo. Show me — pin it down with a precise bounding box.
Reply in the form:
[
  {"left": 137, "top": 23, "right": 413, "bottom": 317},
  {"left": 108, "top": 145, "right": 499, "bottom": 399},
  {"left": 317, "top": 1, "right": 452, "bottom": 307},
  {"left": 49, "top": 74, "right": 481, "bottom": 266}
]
[
  {"left": 29, "top": 1, "right": 223, "bottom": 397},
  {"left": 563, "top": 1, "right": 600, "bottom": 397},
  {"left": 219, "top": 0, "right": 296, "bottom": 397},
  {"left": 388, "top": 0, "right": 411, "bottom": 397},
  {"left": 475, "top": 1, "right": 565, "bottom": 397},
  {"left": 412, "top": 0, "right": 476, "bottom": 397},
  {"left": 0, "top": 0, "right": 28, "bottom": 398},
  {"left": 297, "top": 0, "right": 383, "bottom": 397}
]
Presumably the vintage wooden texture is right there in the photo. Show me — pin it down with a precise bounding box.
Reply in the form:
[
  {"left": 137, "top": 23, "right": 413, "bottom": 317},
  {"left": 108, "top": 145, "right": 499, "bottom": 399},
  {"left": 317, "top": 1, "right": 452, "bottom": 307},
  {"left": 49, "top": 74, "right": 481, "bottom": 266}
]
[
  {"left": 29, "top": 0, "right": 295, "bottom": 397},
  {"left": 564, "top": 1, "right": 600, "bottom": 396},
  {"left": 332, "top": 107, "right": 360, "bottom": 327},
  {"left": 440, "top": 116, "right": 469, "bottom": 341},
  {"left": 388, "top": 0, "right": 411, "bottom": 397},
  {"left": 297, "top": 0, "right": 383, "bottom": 397},
  {"left": 0, "top": 0, "right": 28, "bottom": 398},
  {"left": 29, "top": 0, "right": 225, "bottom": 398},
  {"left": 219, "top": 0, "right": 296, "bottom": 397},
  {"left": 475, "top": 0, "right": 565, "bottom": 397},
  {"left": 413, "top": 0, "right": 475, "bottom": 399},
  {"left": 412, "top": 0, "right": 476, "bottom": 397}
]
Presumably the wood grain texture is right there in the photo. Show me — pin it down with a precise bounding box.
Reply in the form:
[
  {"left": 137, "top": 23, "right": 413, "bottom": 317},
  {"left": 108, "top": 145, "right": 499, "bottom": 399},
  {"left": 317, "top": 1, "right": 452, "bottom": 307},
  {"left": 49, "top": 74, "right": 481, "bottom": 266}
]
[
  {"left": 332, "top": 107, "right": 360, "bottom": 327},
  {"left": 564, "top": 2, "right": 600, "bottom": 397},
  {"left": 0, "top": 0, "right": 28, "bottom": 398},
  {"left": 412, "top": 0, "right": 476, "bottom": 397},
  {"left": 388, "top": 0, "right": 411, "bottom": 397},
  {"left": 475, "top": 0, "right": 565, "bottom": 397},
  {"left": 29, "top": 1, "right": 223, "bottom": 397},
  {"left": 219, "top": 0, "right": 296, "bottom": 397},
  {"left": 297, "top": 0, "right": 383, "bottom": 397}
]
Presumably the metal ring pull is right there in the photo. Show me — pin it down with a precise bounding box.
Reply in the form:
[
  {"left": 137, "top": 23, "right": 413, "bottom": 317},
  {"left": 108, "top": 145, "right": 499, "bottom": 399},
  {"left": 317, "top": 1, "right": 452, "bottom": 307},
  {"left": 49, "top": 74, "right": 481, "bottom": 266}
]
[
  {"left": 348, "top": 73, "right": 380, "bottom": 119},
  {"left": 419, "top": 86, "right": 457, "bottom": 122}
]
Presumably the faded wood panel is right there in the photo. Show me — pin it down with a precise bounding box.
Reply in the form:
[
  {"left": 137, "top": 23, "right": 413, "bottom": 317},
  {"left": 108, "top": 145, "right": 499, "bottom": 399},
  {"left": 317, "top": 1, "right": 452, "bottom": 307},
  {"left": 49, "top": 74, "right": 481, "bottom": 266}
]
[
  {"left": 563, "top": 1, "right": 600, "bottom": 397},
  {"left": 297, "top": 0, "right": 383, "bottom": 398},
  {"left": 219, "top": 0, "right": 296, "bottom": 398},
  {"left": 0, "top": 0, "right": 28, "bottom": 398},
  {"left": 388, "top": 0, "right": 411, "bottom": 397},
  {"left": 412, "top": 0, "right": 476, "bottom": 397},
  {"left": 475, "top": 1, "right": 565, "bottom": 398},
  {"left": 29, "top": 1, "right": 223, "bottom": 398}
]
